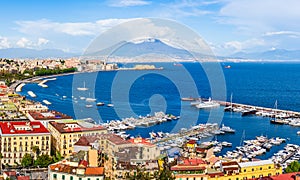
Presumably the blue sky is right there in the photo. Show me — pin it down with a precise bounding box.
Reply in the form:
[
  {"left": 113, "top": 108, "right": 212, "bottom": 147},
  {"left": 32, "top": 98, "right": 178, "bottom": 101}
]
[{"left": 0, "top": 0, "right": 299, "bottom": 56}]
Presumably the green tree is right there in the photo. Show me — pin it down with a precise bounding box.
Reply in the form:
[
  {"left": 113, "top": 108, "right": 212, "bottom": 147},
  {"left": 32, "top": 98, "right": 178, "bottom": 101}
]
[
  {"left": 31, "top": 146, "right": 40, "bottom": 157},
  {"left": 285, "top": 161, "right": 300, "bottom": 173},
  {"left": 153, "top": 169, "right": 175, "bottom": 180},
  {"left": 52, "top": 151, "right": 63, "bottom": 163},
  {"left": 34, "top": 154, "right": 53, "bottom": 168},
  {"left": 21, "top": 153, "right": 33, "bottom": 167}
]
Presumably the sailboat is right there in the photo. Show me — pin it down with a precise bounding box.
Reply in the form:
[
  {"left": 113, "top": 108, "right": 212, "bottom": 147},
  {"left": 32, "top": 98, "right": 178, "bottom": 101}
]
[
  {"left": 77, "top": 81, "right": 88, "bottom": 91},
  {"left": 270, "top": 100, "right": 285, "bottom": 125},
  {"left": 224, "top": 93, "right": 234, "bottom": 112}
]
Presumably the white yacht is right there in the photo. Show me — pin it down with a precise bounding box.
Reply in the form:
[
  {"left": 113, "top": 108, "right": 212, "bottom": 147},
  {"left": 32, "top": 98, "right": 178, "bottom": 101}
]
[
  {"left": 77, "top": 81, "right": 88, "bottom": 91},
  {"left": 196, "top": 98, "right": 220, "bottom": 109}
]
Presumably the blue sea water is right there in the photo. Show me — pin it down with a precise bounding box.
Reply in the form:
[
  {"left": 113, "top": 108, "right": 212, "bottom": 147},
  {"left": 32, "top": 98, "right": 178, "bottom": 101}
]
[{"left": 19, "top": 62, "right": 300, "bottom": 159}]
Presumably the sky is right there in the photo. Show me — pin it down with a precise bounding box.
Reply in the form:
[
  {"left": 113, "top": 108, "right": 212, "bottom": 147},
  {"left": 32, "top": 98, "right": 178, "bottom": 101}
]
[{"left": 0, "top": 0, "right": 299, "bottom": 56}]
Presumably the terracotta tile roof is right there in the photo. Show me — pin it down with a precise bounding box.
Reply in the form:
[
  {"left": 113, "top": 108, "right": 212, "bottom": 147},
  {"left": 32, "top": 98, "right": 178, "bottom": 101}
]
[
  {"left": 28, "top": 110, "right": 72, "bottom": 120},
  {"left": 78, "top": 160, "right": 88, "bottom": 167},
  {"left": 3, "top": 171, "right": 16, "bottom": 176},
  {"left": 222, "top": 161, "right": 239, "bottom": 166},
  {"left": 85, "top": 167, "right": 104, "bottom": 175},
  {"left": 127, "top": 137, "right": 154, "bottom": 146},
  {"left": 0, "top": 121, "right": 49, "bottom": 135},
  {"left": 49, "top": 164, "right": 76, "bottom": 174},
  {"left": 270, "top": 172, "right": 300, "bottom": 180},
  {"left": 17, "top": 176, "right": 30, "bottom": 180},
  {"left": 74, "top": 136, "right": 96, "bottom": 146},
  {"left": 49, "top": 121, "right": 106, "bottom": 133}
]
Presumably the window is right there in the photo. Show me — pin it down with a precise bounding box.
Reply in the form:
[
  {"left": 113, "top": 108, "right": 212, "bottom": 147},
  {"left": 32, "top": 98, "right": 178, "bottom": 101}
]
[
  {"left": 70, "top": 176, "right": 73, "bottom": 180},
  {"left": 236, "top": 178, "right": 239, "bottom": 180},
  {"left": 268, "top": 173, "right": 272, "bottom": 177},
  {"left": 62, "top": 175, "right": 65, "bottom": 180},
  {"left": 269, "top": 166, "right": 271, "bottom": 169},
  {"left": 79, "top": 178, "right": 82, "bottom": 180},
  {"left": 252, "top": 176, "right": 255, "bottom": 179},
  {"left": 53, "top": 174, "right": 57, "bottom": 179},
  {"left": 260, "top": 167, "right": 262, "bottom": 170},
  {"left": 252, "top": 168, "right": 254, "bottom": 171},
  {"left": 244, "top": 169, "right": 246, "bottom": 172},
  {"left": 88, "top": 178, "right": 91, "bottom": 180}
]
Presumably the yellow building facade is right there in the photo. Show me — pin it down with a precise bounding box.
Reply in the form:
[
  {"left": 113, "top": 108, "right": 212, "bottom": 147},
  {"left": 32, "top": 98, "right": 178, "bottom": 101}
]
[
  {"left": 0, "top": 121, "right": 51, "bottom": 166},
  {"left": 48, "top": 121, "right": 107, "bottom": 157},
  {"left": 209, "top": 159, "right": 282, "bottom": 180}
]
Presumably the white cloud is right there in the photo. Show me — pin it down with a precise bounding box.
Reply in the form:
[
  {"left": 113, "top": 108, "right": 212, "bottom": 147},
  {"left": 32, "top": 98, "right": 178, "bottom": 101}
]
[
  {"left": 109, "top": 0, "right": 151, "bottom": 7},
  {"left": 219, "top": 0, "right": 300, "bottom": 33},
  {"left": 37, "top": 38, "right": 49, "bottom": 46},
  {"left": 16, "top": 37, "right": 32, "bottom": 48},
  {"left": 15, "top": 19, "right": 130, "bottom": 36},
  {"left": 264, "top": 31, "right": 300, "bottom": 38},
  {"left": 223, "top": 38, "right": 266, "bottom": 53},
  {"left": 0, "top": 36, "right": 10, "bottom": 49},
  {"left": 16, "top": 37, "right": 50, "bottom": 48},
  {"left": 158, "top": 0, "right": 217, "bottom": 18}
]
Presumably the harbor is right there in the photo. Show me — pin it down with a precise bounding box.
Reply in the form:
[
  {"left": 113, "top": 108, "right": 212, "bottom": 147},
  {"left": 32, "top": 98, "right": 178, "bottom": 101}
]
[{"left": 186, "top": 97, "right": 300, "bottom": 128}]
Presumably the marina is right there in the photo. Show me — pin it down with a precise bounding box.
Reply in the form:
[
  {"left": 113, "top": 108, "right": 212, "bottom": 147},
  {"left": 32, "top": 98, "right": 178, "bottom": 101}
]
[
  {"left": 185, "top": 97, "right": 300, "bottom": 128},
  {"left": 101, "top": 111, "right": 180, "bottom": 132}
]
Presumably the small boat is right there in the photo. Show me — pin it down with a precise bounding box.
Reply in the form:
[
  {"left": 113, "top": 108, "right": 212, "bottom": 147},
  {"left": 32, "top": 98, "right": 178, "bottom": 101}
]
[
  {"left": 224, "top": 65, "right": 231, "bottom": 69},
  {"left": 77, "top": 81, "right": 88, "bottom": 91},
  {"left": 62, "top": 96, "right": 67, "bottom": 99},
  {"left": 270, "top": 119, "right": 285, "bottom": 125},
  {"left": 86, "top": 98, "right": 97, "bottom": 102},
  {"left": 220, "top": 124, "right": 235, "bottom": 133},
  {"left": 42, "top": 100, "right": 51, "bottom": 105},
  {"left": 86, "top": 104, "right": 93, "bottom": 108},
  {"left": 80, "top": 96, "right": 86, "bottom": 100},
  {"left": 181, "top": 97, "right": 195, "bottom": 101},
  {"left": 96, "top": 102, "right": 105, "bottom": 106},
  {"left": 297, "top": 131, "right": 300, "bottom": 135},
  {"left": 107, "top": 104, "right": 114, "bottom": 107},
  {"left": 27, "top": 91, "right": 36, "bottom": 98}
]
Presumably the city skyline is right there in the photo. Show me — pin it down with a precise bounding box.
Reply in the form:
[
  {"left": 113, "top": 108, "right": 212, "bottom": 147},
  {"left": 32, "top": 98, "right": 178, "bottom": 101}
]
[{"left": 0, "top": 0, "right": 300, "bottom": 56}]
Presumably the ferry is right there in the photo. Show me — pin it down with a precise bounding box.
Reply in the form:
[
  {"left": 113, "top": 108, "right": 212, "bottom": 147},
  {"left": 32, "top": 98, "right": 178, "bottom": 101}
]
[
  {"left": 77, "top": 81, "right": 88, "bottom": 91},
  {"left": 27, "top": 91, "right": 36, "bottom": 98}
]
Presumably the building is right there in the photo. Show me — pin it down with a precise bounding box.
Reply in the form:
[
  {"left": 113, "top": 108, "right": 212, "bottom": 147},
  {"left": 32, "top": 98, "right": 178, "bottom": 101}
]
[
  {"left": 207, "top": 159, "right": 282, "bottom": 180},
  {"left": 171, "top": 157, "right": 208, "bottom": 180},
  {"left": 74, "top": 135, "right": 161, "bottom": 179},
  {"left": 0, "top": 121, "right": 51, "bottom": 165},
  {"left": 48, "top": 121, "right": 107, "bottom": 157},
  {"left": 48, "top": 150, "right": 104, "bottom": 180},
  {"left": 27, "top": 110, "right": 73, "bottom": 127}
]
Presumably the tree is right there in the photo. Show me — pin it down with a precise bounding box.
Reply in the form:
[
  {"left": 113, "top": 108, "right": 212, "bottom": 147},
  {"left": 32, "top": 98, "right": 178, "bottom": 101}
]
[
  {"left": 153, "top": 169, "right": 175, "bottom": 180},
  {"left": 285, "top": 161, "right": 300, "bottom": 173},
  {"left": 21, "top": 153, "right": 33, "bottom": 167},
  {"left": 34, "top": 154, "right": 52, "bottom": 168},
  {"left": 31, "top": 146, "right": 40, "bottom": 157},
  {"left": 52, "top": 151, "right": 63, "bottom": 163}
]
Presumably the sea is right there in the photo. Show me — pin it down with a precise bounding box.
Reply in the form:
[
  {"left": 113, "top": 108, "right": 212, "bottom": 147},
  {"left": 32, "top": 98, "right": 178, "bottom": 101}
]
[{"left": 19, "top": 62, "right": 300, "bottom": 159}]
